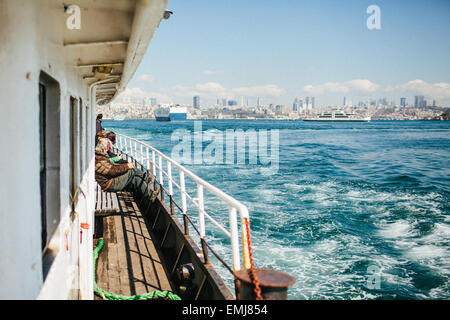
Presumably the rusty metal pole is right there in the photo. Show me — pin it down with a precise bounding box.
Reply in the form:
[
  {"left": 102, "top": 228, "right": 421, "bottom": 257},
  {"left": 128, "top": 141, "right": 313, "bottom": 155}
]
[
  {"left": 201, "top": 238, "right": 210, "bottom": 264},
  {"left": 234, "top": 268, "right": 295, "bottom": 300},
  {"left": 160, "top": 184, "right": 164, "bottom": 203},
  {"left": 183, "top": 214, "right": 189, "bottom": 235},
  {"left": 169, "top": 194, "right": 174, "bottom": 215}
]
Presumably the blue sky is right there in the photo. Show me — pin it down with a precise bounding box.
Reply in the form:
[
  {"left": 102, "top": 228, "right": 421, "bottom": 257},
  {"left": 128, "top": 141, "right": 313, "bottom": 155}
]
[{"left": 122, "top": 0, "right": 450, "bottom": 107}]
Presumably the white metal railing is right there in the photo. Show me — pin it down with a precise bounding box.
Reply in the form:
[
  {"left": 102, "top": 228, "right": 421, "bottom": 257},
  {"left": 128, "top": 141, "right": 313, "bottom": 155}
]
[{"left": 114, "top": 133, "right": 251, "bottom": 272}]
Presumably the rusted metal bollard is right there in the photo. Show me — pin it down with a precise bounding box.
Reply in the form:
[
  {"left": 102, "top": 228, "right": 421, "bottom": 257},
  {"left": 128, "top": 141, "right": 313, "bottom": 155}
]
[{"left": 234, "top": 268, "right": 295, "bottom": 300}]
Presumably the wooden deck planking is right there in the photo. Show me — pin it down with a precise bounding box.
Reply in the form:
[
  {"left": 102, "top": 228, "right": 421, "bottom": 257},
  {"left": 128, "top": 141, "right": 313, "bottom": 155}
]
[
  {"left": 94, "top": 191, "right": 174, "bottom": 299},
  {"left": 129, "top": 199, "right": 171, "bottom": 292}
]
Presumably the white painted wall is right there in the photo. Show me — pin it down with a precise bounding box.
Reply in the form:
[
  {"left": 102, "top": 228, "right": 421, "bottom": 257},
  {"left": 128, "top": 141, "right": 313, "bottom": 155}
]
[
  {"left": 0, "top": 0, "right": 43, "bottom": 300},
  {"left": 0, "top": 0, "right": 94, "bottom": 299},
  {"left": 0, "top": 0, "right": 168, "bottom": 300}
]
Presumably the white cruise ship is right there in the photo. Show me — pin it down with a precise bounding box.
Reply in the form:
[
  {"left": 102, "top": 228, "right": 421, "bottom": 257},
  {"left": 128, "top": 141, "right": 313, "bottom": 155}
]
[
  {"left": 154, "top": 106, "right": 171, "bottom": 121},
  {"left": 304, "top": 110, "right": 371, "bottom": 122}
]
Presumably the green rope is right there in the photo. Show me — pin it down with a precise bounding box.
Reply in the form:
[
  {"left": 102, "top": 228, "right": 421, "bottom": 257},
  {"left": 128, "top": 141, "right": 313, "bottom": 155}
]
[{"left": 93, "top": 238, "right": 181, "bottom": 300}]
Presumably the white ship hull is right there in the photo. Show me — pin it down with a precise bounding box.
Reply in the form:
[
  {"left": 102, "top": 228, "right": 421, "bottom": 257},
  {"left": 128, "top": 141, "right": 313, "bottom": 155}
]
[
  {"left": 305, "top": 110, "right": 371, "bottom": 122},
  {"left": 154, "top": 107, "right": 171, "bottom": 121},
  {"left": 304, "top": 118, "right": 371, "bottom": 122}
]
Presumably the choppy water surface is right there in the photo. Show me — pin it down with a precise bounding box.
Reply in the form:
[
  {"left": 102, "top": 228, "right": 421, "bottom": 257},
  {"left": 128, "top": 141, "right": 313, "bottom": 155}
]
[{"left": 103, "top": 119, "right": 450, "bottom": 299}]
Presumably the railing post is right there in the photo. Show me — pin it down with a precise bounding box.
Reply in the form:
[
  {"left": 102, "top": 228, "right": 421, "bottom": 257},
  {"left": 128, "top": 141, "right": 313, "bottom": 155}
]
[
  {"left": 180, "top": 171, "right": 188, "bottom": 235},
  {"left": 157, "top": 154, "right": 164, "bottom": 202},
  {"left": 140, "top": 143, "right": 144, "bottom": 168},
  {"left": 167, "top": 162, "right": 173, "bottom": 196},
  {"left": 167, "top": 162, "right": 174, "bottom": 215},
  {"left": 197, "top": 184, "right": 205, "bottom": 237},
  {"left": 197, "top": 184, "right": 209, "bottom": 264},
  {"left": 134, "top": 140, "right": 138, "bottom": 166},
  {"left": 152, "top": 150, "right": 156, "bottom": 177},
  {"left": 146, "top": 147, "right": 150, "bottom": 171},
  {"left": 158, "top": 154, "right": 163, "bottom": 187},
  {"left": 124, "top": 138, "right": 129, "bottom": 162},
  {"left": 228, "top": 206, "right": 240, "bottom": 272}
]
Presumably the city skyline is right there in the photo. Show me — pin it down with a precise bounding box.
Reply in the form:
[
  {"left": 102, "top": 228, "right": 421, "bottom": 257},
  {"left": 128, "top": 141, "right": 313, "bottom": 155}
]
[
  {"left": 118, "top": 0, "right": 450, "bottom": 107},
  {"left": 118, "top": 93, "right": 445, "bottom": 110}
]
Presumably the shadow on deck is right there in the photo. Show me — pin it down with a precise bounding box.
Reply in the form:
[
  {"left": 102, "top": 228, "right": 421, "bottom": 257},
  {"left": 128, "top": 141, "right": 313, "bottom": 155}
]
[{"left": 93, "top": 191, "right": 173, "bottom": 299}]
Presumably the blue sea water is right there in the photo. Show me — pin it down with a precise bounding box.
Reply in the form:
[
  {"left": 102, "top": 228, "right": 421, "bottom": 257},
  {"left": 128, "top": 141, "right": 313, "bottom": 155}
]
[{"left": 103, "top": 119, "right": 450, "bottom": 300}]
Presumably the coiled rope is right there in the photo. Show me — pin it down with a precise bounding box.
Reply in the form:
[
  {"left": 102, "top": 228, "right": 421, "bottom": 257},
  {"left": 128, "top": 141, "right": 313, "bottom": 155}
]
[{"left": 93, "top": 238, "right": 181, "bottom": 300}]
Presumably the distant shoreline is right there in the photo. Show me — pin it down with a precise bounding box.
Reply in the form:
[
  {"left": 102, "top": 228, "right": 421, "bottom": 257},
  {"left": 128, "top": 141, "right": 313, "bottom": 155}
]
[{"left": 103, "top": 118, "right": 450, "bottom": 121}]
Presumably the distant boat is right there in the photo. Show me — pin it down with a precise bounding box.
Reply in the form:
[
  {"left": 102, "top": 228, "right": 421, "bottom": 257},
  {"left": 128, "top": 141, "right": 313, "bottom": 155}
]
[
  {"left": 154, "top": 106, "right": 171, "bottom": 121},
  {"left": 304, "top": 110, "right": 371, "bottom": 122},
  {"left": 170, "top": 106, "right": 187, "bottom": 120}
]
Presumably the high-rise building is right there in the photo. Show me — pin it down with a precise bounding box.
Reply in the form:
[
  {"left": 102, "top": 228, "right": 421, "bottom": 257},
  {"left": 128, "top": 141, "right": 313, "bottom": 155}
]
[
  {"left": 415, "top": 95, "right": 424, "bottom": 108},
  {"left": 311, "top": 97, "right": 315, "bottom": 109},
  {"left": 400, "top": 97, "right": 406, "bottom": 107},
  {"left": 292, "top": 98, "right": 298, "bottom": 112},
  {"left": 343, "top": 96, "right": 346, "bottom": 107},
  {"left": 193, "top": 96, "right": 200, "bottom": 109}
]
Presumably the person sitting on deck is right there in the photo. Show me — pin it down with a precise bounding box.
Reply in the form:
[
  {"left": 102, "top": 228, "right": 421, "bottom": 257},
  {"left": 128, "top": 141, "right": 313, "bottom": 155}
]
[
  {"left": 96, "top": 114, "right": 103, "bottom": 134},
  {"left": 95, "top": 138, "right": 160, "bottom": 204},
  {"left": 97, "top": 135, "right": 127, "bottom": 164},
  {"left": 104, "top": 132, "right": 128, "bottom": 164}
]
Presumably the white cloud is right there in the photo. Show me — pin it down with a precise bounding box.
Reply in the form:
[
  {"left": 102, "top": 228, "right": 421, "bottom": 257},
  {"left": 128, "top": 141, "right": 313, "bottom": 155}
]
[
  {"left": 117, "top": 86, "right": 173, "bottom": 104},
  {"left": 304, "top": 79, "right": 380, "bottom": 95},
  {"left": 232, "top": 84, "right": 286, "bottom": 98},
  {"left": 195, "top": 82, "right": 227, "bottom": 94},
  {"left": 136, "top": 74, "right": 155, "bottom": 82},
  {"left": 172, "top": 82, "right": 286, "bottom": 102},
  {"left": 386, "top": 79, "right": 450, "bottom": 99},
  {"left": 119, "top": 87, "right": 147, "bottom": 98},
  {"left": 203, "top": 70, "right": 222, "bottom": 75}
]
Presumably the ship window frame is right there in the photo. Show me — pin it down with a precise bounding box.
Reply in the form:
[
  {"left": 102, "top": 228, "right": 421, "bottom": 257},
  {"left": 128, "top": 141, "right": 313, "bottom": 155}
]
[
  {"left": 70, "top": 97, "right": 89, "bottom": 209},
  {"left": 79, "top": 99, "right": 84, "bottom": 176},
  {"left": 39, "top": 71, "right": 61, "bottom": 280},
  {"left": 80, "top": 98, "right": 88, "bottom": 176},
  {"left": 70, "top": 96, "right": 79, "bottom": 211}
]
